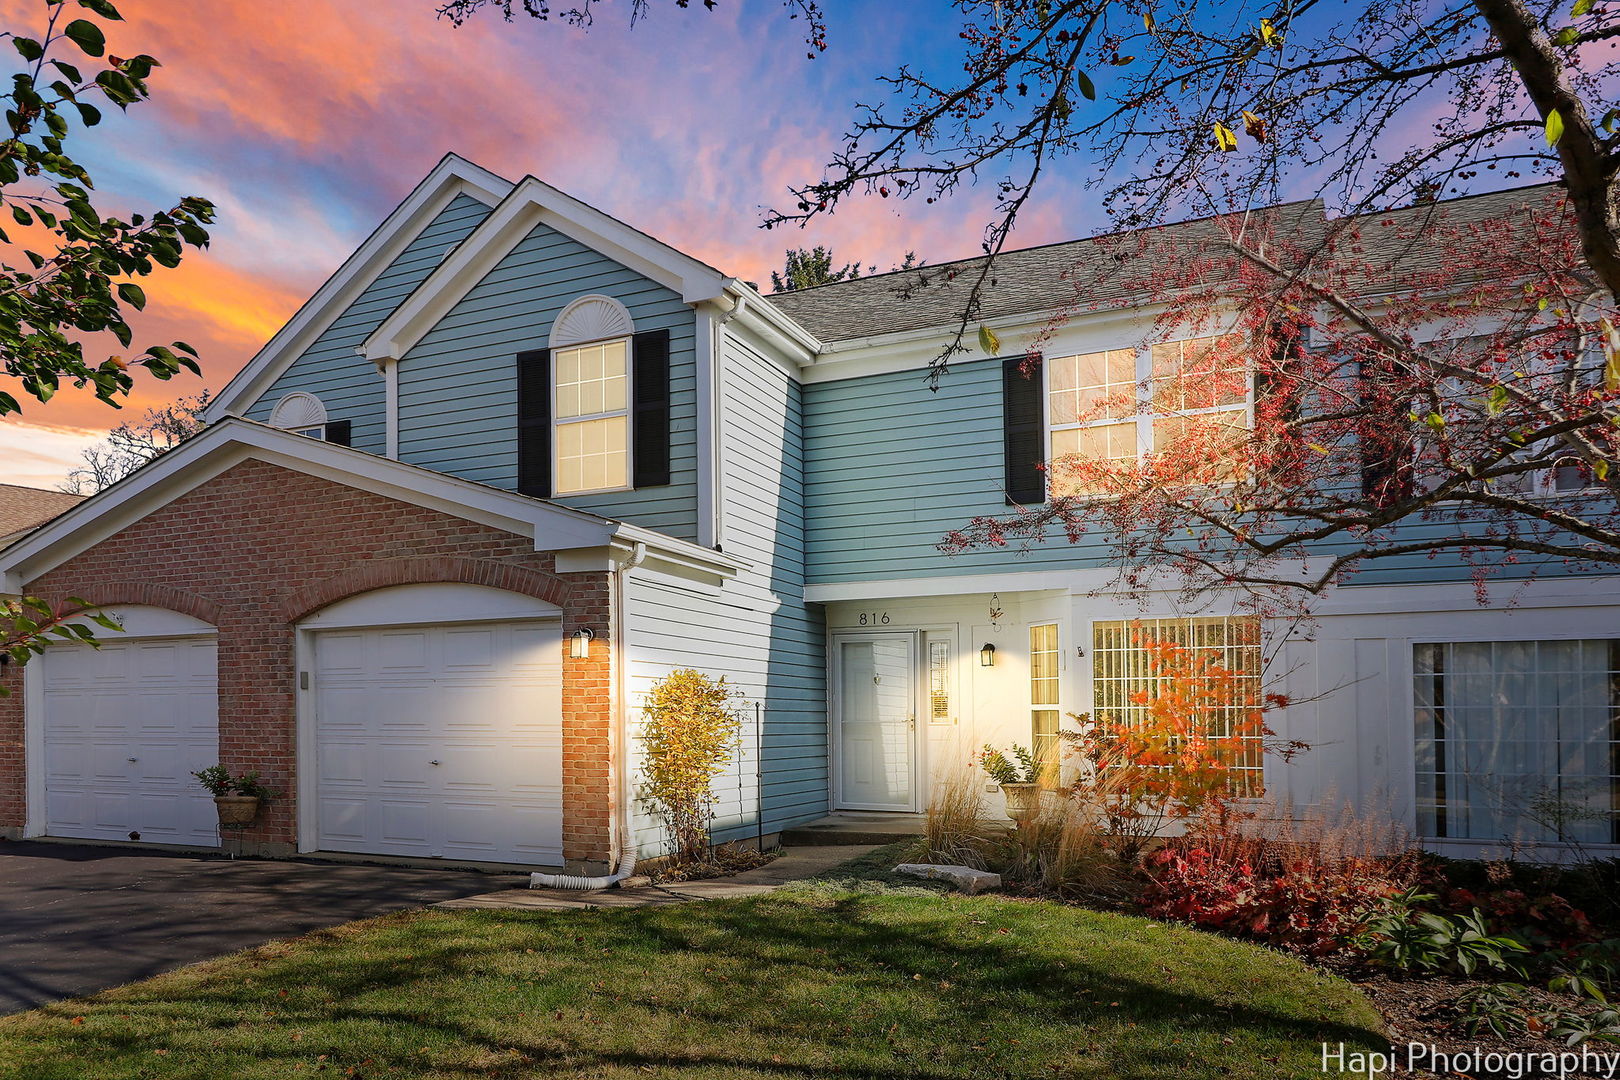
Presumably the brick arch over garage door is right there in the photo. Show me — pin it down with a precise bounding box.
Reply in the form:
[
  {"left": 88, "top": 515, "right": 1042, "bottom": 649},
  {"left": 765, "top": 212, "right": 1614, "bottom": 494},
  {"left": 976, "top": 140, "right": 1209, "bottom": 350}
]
[
  {"left": 1, "top": 459, "right": 615, "bottom": 865},
  {"left": 281, "top": 557, "right": 575, "bottom": 623},
  {"left": 81, "top": 582, "right": 223, "bottom": 627}
]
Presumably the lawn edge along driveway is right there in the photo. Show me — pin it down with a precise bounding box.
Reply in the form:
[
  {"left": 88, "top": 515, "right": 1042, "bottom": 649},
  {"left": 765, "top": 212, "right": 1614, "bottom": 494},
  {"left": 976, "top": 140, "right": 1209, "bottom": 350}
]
[{"left": 0, "top": 859, "right": 1386, "bottom": 1080}]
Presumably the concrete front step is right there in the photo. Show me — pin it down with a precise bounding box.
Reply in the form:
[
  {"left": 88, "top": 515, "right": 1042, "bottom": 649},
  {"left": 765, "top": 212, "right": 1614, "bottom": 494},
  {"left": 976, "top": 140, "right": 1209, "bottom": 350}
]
[{"left": 780, "top": 811, "right": 927, "bottom": 847}]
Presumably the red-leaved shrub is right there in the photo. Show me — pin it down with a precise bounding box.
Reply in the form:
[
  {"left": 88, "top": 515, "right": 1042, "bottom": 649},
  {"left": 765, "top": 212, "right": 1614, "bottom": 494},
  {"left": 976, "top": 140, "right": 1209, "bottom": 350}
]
[{"left": 1139, "top": 832, "right": 1414, "bottom": 954}]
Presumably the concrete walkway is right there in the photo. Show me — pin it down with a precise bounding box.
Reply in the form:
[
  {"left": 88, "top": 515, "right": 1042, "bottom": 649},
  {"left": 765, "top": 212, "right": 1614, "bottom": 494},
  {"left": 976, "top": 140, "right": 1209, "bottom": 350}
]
[{"left": 436, "top": 843, "right": 881, "bottom": 911}]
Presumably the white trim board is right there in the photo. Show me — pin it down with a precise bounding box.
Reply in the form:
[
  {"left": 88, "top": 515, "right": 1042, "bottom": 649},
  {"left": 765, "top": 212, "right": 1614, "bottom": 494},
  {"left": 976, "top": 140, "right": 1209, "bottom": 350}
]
[
  {"left": 363, "top": 175, "right": 731, "bottom": 364},
  {"left": 0, "top": 418, "right": 742, "bottom": 591},
  {"left": 205, "top": 153, "right": 513, "bottom": 420}
]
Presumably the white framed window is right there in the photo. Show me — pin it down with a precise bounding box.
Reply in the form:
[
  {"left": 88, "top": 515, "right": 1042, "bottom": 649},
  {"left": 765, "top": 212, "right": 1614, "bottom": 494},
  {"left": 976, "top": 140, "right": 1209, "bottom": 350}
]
[
  {"left": 1415, "top": 639, "right": 1620, "bottom": 844},
  {"left": 1048, "top": 336, "right": 1252, "bottom": 497},
  {"left": 1030, "top": 622, "right": 1061, "bottom": 765},
  {"left": 1091, "top": 616, "right": 1265, "bottom": 796},
  {"left": 927, "top": 637, "right": 953, "bottom": 724},
  {"left": 552, "top": 337, "right": 630, "bottom": 496}
]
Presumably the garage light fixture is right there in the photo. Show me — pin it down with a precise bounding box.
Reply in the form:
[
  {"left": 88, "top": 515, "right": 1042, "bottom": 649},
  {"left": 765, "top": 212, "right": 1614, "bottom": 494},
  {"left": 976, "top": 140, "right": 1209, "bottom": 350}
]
[
  {"left": 979, "top": 643, "right": 996, "bottom": 667},
  {"left": 570, "top": 627, "right": 595, "bottom": 659}
]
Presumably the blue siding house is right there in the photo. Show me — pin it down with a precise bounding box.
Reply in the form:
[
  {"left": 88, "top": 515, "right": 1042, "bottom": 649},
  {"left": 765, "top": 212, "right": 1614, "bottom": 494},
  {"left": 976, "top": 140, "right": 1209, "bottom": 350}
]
[{"left": 5, "top": 152, "right": 1613, "bottom": 868}]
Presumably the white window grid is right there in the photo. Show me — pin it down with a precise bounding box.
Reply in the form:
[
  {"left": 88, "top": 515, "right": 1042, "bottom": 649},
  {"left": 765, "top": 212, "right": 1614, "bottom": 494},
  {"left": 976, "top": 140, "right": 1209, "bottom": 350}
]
[
  {"left": 553, "top": 336, "right": 632, "bottom": 496},
  {"left": 1046, "top": 336, "right": 1254, "bottom": 499},
  {"left": 1090, "top": 616, "right": 1265, "bottom": 795}
]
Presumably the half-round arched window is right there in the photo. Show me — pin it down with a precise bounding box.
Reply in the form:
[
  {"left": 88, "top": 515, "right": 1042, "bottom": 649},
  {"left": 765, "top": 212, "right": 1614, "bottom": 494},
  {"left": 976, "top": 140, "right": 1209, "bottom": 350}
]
[
  {"left": 549, "top": 294, "right": 634, "bottom": 350},
  {"left": 268, "top": 391, "right": 328, "bottom": 438}
]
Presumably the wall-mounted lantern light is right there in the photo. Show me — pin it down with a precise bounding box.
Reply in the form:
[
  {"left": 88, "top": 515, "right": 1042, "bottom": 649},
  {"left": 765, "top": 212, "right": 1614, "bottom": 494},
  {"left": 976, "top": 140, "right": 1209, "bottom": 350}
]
[
  {"left": 979, "top": 642, "right": 996, "bottom": 667},
  {"left": 570, "top": 627, "right": 595, "bottom": 659}
]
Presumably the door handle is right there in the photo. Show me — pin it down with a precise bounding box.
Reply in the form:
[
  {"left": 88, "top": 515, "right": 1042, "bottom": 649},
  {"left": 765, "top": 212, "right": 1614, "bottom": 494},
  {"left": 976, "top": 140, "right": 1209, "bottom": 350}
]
[
  {"left": 127, "top": 757, "right": 138, "bottom": 763},
  {"left": 429, "top": 760, "right": 442, "bottom": 766}
]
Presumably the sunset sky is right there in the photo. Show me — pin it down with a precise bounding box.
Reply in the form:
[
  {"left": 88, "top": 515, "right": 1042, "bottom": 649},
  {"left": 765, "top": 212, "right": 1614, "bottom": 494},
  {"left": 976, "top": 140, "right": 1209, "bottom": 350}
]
[{"left": 0, "top": 0, "right": 1107, "bottom": 488}]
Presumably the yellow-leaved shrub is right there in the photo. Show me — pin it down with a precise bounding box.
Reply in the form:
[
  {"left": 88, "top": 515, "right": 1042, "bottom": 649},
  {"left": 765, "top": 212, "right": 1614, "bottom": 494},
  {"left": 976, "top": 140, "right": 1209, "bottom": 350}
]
[{"left": 638, "top": 669, "right": 741, "bottom": 862}]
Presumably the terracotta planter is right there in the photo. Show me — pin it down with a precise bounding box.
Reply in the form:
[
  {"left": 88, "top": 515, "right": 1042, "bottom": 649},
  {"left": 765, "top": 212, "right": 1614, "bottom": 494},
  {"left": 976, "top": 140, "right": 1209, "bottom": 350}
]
[
  {"left": 998, "top": 782, "right": 1042, "bottom": 822},
  {"left": 213, "top": 795, "right": 260, "bottom": 826}
]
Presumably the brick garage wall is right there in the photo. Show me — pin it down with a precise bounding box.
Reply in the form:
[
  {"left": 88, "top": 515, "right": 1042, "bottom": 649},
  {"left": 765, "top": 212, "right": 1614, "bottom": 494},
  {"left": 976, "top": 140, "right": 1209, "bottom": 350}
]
[{"left": 0, "top": 458, "right": 618, "bottom": 865}]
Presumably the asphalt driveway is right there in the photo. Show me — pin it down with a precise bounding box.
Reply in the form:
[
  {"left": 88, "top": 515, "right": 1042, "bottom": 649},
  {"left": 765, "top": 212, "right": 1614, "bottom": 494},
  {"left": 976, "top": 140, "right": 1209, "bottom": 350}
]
[{"left": 0, "top": 840, "right": 519, "bottom": 1014}]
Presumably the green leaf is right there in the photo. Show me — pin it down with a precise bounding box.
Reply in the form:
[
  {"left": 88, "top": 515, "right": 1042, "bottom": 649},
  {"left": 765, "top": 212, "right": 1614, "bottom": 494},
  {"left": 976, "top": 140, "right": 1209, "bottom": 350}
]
[
  {"left": 63, "top": 19, "right": 105, "bottom": 57},
  {"left": 76, "top": 0, "right": 123, "bottom": 17},
  {"left": 1574, "top": 0, "right": 1596, "bottom": 15},
  {"left": 13, "top": 37, "right": 44, "bottom": 62},
  {"left": 10, "top": 205, "right": 31, "bottom": 227},
  {"left": 74, "top": 101, "right": 100, "bottom": 127},
  {"left": 977, "top": 325, "right": 1001, "bottom": 355},
  {"left": 1075, "top": 70, "right": 1096, "bottom": 101},
  {"left": 116, "top": 281, "right": 145, "bottom": 310},
  {"left": 1546, "top": 108, "right": 1566, "bottom": 146}
]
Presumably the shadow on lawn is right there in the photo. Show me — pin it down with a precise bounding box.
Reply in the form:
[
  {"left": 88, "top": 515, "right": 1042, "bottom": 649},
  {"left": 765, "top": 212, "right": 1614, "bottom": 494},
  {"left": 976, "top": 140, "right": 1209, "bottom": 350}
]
[{"left": 6, "top": 892, "right": 1385, "bottom": 1079}]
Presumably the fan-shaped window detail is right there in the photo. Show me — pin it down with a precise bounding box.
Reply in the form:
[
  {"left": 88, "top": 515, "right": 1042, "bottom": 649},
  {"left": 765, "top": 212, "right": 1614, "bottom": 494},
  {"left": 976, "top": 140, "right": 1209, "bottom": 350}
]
[
  {"left": 549, "top": 294, "right": 634, "bottom": 350},
  {"left": 268, "top": 392, "right": 328, "bottom": 438}
]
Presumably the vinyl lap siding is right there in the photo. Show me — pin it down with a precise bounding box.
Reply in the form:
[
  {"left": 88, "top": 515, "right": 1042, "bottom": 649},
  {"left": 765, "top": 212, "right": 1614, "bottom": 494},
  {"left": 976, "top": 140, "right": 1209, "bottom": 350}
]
[
  {"left": 801, "top": 357, "right": 1587, "bottom": 589},
  {"left": 624, "top": 329, "right": 827, "bottom": 854},
  {"left": 803, "top": 358, "right": 1115, "bottom": 584},
  {"left": 395, "top": 221, "right": 699, "bottom": 540},
  {"left": 244, "top": 195, "right": 493, "bottom": 455}
]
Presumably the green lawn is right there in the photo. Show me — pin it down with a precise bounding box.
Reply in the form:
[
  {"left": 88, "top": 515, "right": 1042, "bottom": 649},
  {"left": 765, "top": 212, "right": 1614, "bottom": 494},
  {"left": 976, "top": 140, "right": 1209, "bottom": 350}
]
[{"left": 0, "top": 871, "right": 1385, "bottom": 1079}]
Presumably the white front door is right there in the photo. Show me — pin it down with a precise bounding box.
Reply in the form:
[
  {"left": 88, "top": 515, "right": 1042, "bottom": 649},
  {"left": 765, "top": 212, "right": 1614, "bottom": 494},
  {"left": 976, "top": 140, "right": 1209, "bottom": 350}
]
[
  {"left": 312, "top": 619, "right": 564, "bottom": 864},
  {"left": 40, "top": 636, "right": 221, "bottom": 846},
  {"left": 836, "top": 633, "right": 918, "bottom": 811}
]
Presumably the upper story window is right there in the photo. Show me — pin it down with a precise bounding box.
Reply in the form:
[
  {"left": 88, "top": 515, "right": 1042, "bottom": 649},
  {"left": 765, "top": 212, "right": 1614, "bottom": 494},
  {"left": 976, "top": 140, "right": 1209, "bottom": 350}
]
[
  {"left": 553, "top": 337, "right": 630, "bottom": 495},
  {"left": 547, "top": 294, "right": 638, "bottom": 497},
  {"left": 1048, "top": 336, "right": 1251, "bottom": 497}
]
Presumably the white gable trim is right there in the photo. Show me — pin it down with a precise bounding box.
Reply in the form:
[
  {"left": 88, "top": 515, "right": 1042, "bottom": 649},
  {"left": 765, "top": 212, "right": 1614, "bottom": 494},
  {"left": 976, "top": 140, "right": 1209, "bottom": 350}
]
[
  {"left": 203, "top": 154, "right": 513, "bottom": 421},
  {"left": 362, "top": 176, "right": 730, "bottom": 364},
  {"left": 0, "top": 419, "right": 742, "bottom": 591}
]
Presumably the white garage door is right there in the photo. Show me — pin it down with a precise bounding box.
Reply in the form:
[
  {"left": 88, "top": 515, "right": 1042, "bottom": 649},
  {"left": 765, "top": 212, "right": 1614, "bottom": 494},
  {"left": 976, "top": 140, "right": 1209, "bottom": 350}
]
[
  {"left": 313, "top": 620, "right": 565, "bottom": 864},
  {"left": 41, "top": 637, "right": 220, "bottom": 846}
]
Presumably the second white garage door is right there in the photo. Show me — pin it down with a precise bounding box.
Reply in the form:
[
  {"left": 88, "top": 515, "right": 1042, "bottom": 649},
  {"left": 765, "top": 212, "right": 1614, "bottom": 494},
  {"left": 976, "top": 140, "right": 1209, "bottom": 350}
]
[{"left": 313, "top": 620, "right": 565, "bottom": 865}]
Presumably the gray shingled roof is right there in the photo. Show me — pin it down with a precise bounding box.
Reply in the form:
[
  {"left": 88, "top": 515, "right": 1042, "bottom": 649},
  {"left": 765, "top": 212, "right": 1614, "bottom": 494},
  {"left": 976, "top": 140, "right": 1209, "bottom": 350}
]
[
  {"left": 0, "top": 482, "right": 83, "bottom": 547},
  {"left": 763, "top": 184, "right": 1565, "bottom": 344}
]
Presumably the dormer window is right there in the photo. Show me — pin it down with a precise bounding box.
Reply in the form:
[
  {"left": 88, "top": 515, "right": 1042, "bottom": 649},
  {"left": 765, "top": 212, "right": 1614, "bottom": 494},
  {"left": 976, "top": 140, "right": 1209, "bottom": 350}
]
[{"left": 553, "top": 336, "right": 630, "bottom": 495}]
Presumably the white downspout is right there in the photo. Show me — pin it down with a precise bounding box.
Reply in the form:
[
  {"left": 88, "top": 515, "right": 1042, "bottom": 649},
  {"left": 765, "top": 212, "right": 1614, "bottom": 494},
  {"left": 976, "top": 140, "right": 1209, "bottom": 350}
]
[{"left": 531, "top": 540, "right": 649, "bottom": 890}]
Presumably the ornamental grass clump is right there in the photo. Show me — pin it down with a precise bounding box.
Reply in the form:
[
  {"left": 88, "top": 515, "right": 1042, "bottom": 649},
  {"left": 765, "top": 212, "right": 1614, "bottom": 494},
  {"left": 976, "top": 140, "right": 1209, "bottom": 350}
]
[{"left": 638, "top": 668, "right": 741, "bottom": 862}]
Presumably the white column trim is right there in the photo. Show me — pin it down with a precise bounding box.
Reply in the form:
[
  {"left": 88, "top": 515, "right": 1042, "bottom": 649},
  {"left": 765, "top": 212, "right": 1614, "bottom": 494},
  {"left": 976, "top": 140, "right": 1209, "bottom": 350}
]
[
  {"left": 383, "top": 359, "right": 400, "bottom": 460},
  {"left": 694, "top": 308, "right": 718, "bottom": 548}
]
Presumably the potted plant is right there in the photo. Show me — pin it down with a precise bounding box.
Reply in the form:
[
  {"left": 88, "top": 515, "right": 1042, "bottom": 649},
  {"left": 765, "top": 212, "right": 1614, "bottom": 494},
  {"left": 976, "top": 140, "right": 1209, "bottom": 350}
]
[
  {"left": 979, "top": 744, "right": 1043, "bottom": 821},
  {"left": 192, "top": 765, "right": 278, "bottom": 828}
]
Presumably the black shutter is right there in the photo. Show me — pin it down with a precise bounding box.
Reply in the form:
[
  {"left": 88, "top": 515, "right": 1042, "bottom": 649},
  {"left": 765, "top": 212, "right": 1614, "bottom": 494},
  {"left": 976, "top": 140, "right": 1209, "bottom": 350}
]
[
  {"left": 516, "top": 348, "right": 552, "bottom": 497},
  {"left": 1358, "top": 352, "right": 1415, "bottom": 506},
  {"left": 323, "top": 419, "right": 351, "bottom": 447},
  {"left": 632, "top": 328, "right": 671, "bottom": 488},
  {"left": 1003, "top": 354, "right": 1046, "bottom": 505}
]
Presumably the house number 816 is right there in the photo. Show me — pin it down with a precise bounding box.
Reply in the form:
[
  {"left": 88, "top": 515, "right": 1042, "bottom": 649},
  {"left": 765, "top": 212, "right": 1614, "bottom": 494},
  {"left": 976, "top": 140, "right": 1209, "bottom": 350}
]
[{"left": 857, "top": 612, "right": 890, "bottom": 625}]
